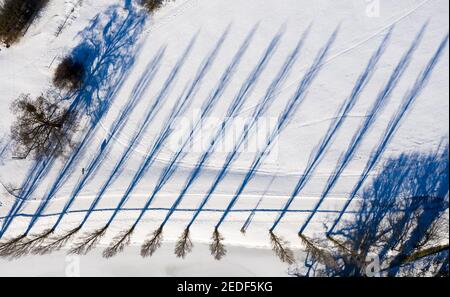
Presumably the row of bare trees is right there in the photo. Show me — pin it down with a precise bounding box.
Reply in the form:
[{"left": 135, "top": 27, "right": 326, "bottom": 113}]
[{"left": 2, "top": 1, "right": 446, "bottom": 277}]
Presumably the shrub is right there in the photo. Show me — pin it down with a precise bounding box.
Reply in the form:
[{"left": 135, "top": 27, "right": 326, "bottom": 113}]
[
  {"left": 53, "top": 56, "right": 85, "bottom": 91},
  {"left": 10, "top": 93, "right": 77, "bottom": 159},
  {"left": 0, "top": 0, "right": 49, "bottom": 46}
]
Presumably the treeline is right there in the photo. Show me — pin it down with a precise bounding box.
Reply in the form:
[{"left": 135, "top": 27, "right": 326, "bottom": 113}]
[{"left": 0, "top": 0, "right": 49, "bottom": 46}]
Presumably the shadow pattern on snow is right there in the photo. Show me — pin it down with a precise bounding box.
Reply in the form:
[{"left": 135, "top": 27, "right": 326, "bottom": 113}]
[
  {"left": 78, "top": 36, "right": 194, "bottom": 226},
  {"left": 297, "top": 147, "right": 449, "bottom": 277},
  {"left": 163, "top": 28, "right": 285, "bottom": 227},
  {"left": 99, "top": 34, "right": 199, "bottom": 227},
  {"left": 298, "top": 24, "right": 428, "bottom": 234},
  {"left": 0, "top": 4, "right": 147, "bottom": 246},
  {"left": 67, "top": 34, "right": 199, "bottom": 255},
  {"left": 214, "top": 27, "right": 339, "bottom": 232},
  {"left": 131, "top": 26, "right": 258, "bottom": 232},
  {"left": 269, "top": 26, "right": 393, "bottom": 233},
  {"left": 26, "top": 46, "right": 168, "bottom": 256},
  {"left": 183, "top": 27, "right": 309, "bottom": 237},
  {"left": 205, "top": 27, "right": 339, "bottom": 262}
]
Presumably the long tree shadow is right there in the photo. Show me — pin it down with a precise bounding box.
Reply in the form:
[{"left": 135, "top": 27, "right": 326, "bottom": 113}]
[
  {"left": 328, "top": 33, "right": 449, "bottom": 236},
  {"left": 268, "top": 26, "right": 392, "bottom": 234},
  {"left": 103, "top": 27, "right": 232, "bottom": 259},
  {"left": 0, "top": 4, "right": 147, "bottom": 256},
  {"left": 28, "top": 46, "right": 166, "bottom": 256},
  {"left": 69, "top": 5, "right": 147, "bottom": 118},
  {"left": 140, "top": 27, "right": 283, "bottom": 259},
  {"left": 208, "top": 27, "right": 339, "bottom": 262},
  {"left": 67, "top": 33, "right": 198, "bottom": 256},
  {"left": 297, "top": 146, "right": 449, "bottom": 277}
]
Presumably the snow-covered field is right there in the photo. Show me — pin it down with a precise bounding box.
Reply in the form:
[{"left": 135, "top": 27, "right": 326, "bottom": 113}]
[
  {"left": 0, "top": 243, "right": 292, "bottom": 277},
  {"left": 0, "top": 0, "right": 448, "bottom": 276}
]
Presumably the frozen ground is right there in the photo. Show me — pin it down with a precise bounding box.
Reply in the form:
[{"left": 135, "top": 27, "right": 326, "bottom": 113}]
[{"left": 0, "top": 0, "right": 448, "bottom": 276}]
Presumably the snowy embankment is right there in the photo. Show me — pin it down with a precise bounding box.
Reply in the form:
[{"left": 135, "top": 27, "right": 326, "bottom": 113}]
[{"left": 0, "top": 0, "right": 448, "bottom": 275}]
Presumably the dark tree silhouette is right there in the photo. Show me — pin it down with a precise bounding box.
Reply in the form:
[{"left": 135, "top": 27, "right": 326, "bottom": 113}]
[
  {"left": 103, "top": 227, "right": 135, "bottom": 259},
  {"left": 9, "top": 94, "right": 77, "bottom": 160},
  {"left": 0, "top": 0, "right": 49, "bottom": 46},
  {"left": 299, "top": 234, "right": 338, "bottom": 270},
  {"left": 0, "top": 234, "right": 26, "bottom": 256},
  {"left": 0, "top": 229, "right": 53, "bottom": 259},
  {"left": 69, "top": 226, "right": 108, "bottom": 255},
  {"left": 32, "top": 226, "right": 81, "bottom": 255}
]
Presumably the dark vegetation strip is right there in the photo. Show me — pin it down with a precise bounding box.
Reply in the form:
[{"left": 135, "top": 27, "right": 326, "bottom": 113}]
[{"left": 0, "top": 5, "right": 146, "bottom": 239}]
